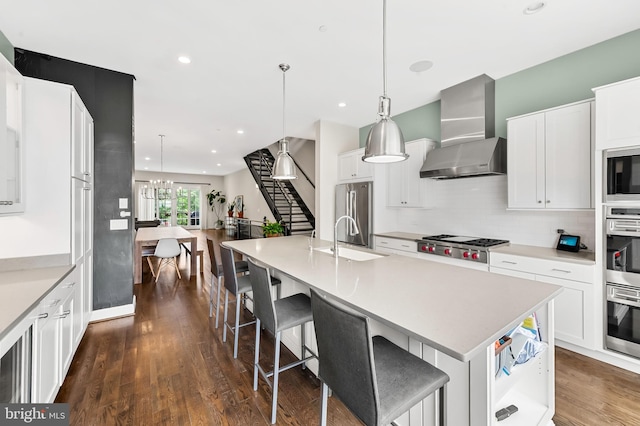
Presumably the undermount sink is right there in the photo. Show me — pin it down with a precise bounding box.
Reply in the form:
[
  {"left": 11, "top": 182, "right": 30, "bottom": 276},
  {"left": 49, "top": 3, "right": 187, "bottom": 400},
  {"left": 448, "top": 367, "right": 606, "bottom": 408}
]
[{"left": 314, "top": 246, "right": 385, "bottom": 261}]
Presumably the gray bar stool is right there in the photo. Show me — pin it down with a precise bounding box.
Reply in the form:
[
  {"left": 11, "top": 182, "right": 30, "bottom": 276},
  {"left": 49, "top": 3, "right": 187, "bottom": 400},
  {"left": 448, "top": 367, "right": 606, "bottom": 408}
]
[
  {"left": 310, "top": 289, "right": 450, "bottom": 426},
  {"left": 206, "top": 238, "right": 248, "bottom": 328},
  {"left": 220, "top": 244, "right": 281, "bottom": 358},
  {"left": 246, "top": 257, "right": 316, "bottom": 424}
]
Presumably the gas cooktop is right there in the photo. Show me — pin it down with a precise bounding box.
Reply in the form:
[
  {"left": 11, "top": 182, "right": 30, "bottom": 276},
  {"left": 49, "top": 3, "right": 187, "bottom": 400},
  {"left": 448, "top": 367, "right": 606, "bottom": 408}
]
[{"left": 421, "top": 234, "right": 510, "bottom": 248}]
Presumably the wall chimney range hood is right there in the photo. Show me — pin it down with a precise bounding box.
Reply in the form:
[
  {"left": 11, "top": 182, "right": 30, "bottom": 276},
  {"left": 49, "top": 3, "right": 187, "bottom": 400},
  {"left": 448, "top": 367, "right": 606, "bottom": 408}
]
[{"left": 420, "top": 74, "right": 507, "bottom": 179}]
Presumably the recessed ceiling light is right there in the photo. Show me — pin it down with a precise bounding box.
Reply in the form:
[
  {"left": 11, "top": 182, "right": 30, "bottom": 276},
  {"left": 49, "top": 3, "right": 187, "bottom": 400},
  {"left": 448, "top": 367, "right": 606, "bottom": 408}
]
[
  {"left": 144, "top": 157, "right": 150, "bottom": 161},
  {"left": 523, "top": 2, "right": 545, "bottom": 14},
  {"left": 237, "top": 130, "right": 244, "bottom": 134},
  {"left": 202, "top": 171, "right": 206, "bottom": 174},
  {"left": 217, "top": 163, "right": 222, "bottom": 167},
  {"left": 178, "top": 56, "right": 191, "bottom": 64},
  {"left": 409, "top": 60, "right": 434, "bottom": 73},
  {"left": 144, "top": 167, "right": 148, "bottom": 170},
  {"left": 318, "top": 25, "right": 328, "bottom": 32},
  {"left": 211, "top": 149, "right": 217, "bottom": 153},
  {"left": 338, "top": 102, "right": 347, "bottom": 108}
]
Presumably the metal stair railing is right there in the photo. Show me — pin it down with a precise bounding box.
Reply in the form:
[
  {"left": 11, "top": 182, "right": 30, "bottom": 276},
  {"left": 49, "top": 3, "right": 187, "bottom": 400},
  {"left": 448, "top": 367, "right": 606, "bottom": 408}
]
[{"left": 255, "top": 151, "right": 295, "bottom": 235}]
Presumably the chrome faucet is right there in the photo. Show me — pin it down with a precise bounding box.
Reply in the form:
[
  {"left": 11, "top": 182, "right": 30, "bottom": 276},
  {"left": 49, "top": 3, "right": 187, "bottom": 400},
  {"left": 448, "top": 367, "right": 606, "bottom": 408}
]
[{"left": 334, "top": 215, "right": 359, "bottom": 258}]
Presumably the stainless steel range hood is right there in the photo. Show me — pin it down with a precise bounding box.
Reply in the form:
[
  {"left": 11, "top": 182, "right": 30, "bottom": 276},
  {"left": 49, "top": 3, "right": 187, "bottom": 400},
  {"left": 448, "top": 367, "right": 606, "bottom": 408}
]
[{"left": 420, "top": 74, "right": 507, "bottom": 179}]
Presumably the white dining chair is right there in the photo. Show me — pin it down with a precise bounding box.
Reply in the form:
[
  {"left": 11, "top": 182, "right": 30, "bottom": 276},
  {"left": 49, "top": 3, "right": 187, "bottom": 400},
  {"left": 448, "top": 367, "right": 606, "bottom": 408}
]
[{"left": 152, "top": 238, "right": 182, "bottom": 282}]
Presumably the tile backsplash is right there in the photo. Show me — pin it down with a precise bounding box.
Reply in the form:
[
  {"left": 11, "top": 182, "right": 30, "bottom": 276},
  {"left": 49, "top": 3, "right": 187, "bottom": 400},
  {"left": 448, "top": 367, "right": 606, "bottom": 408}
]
[{"left": 389, "top": 175, "right": 595, "bottom": 251}]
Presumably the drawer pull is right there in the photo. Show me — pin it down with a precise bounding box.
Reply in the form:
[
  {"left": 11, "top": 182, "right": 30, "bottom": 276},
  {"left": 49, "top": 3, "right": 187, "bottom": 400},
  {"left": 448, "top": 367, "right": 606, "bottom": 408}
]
[
  {"left": 401, "top": 244, "right": 410, "bottom": 248},
  {"left": 551, "top": 268, "right": 571, "bottom": 274},
  {"left": 34, "top": 313, "right": 48, "bottom": 320},
  {"left": 501, "top": 261, "right": 517, "bottom": 265},
  {"left": 45, "top": 299, "right": 61, "bottom": 308},
  {"left": 64, "top": 282, "right": 76, "bottom": 288},
  {"left": 380, "top": 241, "right": 389, "bottom": 245},
  {"left": 56, "top": 310, "right": 71, "bottom": 319}
]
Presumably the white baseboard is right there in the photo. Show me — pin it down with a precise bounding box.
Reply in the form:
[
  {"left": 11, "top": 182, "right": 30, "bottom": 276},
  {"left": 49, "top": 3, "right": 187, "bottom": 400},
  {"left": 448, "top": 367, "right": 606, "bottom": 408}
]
[{"left": 90, "top": 295, "right": 136, "bottom": 322}]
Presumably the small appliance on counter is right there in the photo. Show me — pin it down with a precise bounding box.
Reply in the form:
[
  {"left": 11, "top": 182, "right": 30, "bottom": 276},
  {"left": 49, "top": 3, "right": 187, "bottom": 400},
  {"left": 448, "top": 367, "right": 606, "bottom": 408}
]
[{"left": 556, "top": 234, "right": 581, "bottom": 252}]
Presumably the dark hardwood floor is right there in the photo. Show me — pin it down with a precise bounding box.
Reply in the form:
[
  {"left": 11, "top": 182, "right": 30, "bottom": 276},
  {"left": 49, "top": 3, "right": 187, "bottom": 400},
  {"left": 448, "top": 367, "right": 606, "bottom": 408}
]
[{"left": 56, "top": 229, "right": 640, "bottom": 425}]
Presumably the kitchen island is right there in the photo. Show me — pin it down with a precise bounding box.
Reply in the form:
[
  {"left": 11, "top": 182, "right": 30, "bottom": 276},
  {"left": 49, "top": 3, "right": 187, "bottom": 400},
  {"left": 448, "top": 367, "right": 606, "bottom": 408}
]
[{"left": 223, "top": 236, "right": 562, "bottom": 426}]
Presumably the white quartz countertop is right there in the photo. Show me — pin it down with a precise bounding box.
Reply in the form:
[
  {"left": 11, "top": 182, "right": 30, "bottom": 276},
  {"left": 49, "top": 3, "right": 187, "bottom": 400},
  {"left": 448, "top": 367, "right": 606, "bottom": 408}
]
[
  {"left": 0, "top": 265, "right": 75, "bottom": 340},
  {"left": 223, "top": 236, "right": 562, "bottom": 362},
  {"left": 374, "top": 231, "right": 423, "bottom": 241},
  {"left": 490, "top": 244, "right": 595, "bottom": 265}
]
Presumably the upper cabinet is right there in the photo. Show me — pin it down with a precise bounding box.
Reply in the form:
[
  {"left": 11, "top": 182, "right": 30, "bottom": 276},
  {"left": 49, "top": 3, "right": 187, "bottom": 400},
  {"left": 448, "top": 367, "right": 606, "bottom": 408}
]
[
  {"left": 387, "top": 138, "right": 436, "bottom": 208},
  {"left": 338, "top": 148, "right": 373, "bottom": 182},
  {"left": 72, "top": 93, "right": 93, "bottom": 183},
  {"left": 0, "top": 55, "right": 24, "bottom": 214},
  {"left": 593, "top": 76, "right": 640, "bottom": 151},
  {"left": 507, "top": 100, "right": 593, "bottom": 210}
]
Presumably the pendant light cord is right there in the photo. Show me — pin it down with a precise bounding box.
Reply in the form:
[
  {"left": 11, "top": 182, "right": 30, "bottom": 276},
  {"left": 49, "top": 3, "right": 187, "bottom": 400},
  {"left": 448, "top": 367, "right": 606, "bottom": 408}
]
[
  {"left": 159, "top": 134, "right": 165, "bottom": 172},
  {"left": 282, "top": 68, "right": 286, "bottom": 143},
  {"left": 382, "top": 0, "right": 387, "bottom": 98}
]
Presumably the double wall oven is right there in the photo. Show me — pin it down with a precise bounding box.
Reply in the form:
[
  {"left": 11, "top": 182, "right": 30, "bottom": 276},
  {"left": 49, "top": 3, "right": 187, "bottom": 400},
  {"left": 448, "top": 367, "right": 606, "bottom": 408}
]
[{"left": 605, "top": 206, "right": 640, "bottom": 359}]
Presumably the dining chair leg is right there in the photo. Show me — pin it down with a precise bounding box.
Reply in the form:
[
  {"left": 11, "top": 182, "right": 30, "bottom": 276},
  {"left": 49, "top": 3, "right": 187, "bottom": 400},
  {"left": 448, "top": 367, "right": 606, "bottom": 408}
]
[
  {"left": 233, "top": 292, "right": 241, "bottom": 358},
  {"left": 320, "top": 382, "right": 329, "bottom": 426},
  {"left": 271, "top": 331, "right": 282, "bottom": 424},
  {"left": 253, "top": 318, "right": 261, "bottom": 391},
  {"left": 146, "top": 257, "right": 156, "bottom": 278},
  {"left": 223, "top": 290, "right": 229, "bottom": 343},
  {"left": 173, "top": 256, "right": 182, "bottom": 279},
  {"left": 215, "top": 277, "right": 223, "bottom": 328}
]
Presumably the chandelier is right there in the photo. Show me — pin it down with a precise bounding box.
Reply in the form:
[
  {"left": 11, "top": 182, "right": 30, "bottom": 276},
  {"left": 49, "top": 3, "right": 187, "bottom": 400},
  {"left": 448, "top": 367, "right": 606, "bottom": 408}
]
[{"left": 141, "top": 134, "right": 176, "bottom": 200}]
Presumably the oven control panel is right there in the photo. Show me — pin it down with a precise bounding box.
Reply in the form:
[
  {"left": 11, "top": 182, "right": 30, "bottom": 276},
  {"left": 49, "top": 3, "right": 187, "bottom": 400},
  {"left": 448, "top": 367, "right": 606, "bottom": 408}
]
[{"left": 417, "top": 242, "right": 488, "bottom": 263}]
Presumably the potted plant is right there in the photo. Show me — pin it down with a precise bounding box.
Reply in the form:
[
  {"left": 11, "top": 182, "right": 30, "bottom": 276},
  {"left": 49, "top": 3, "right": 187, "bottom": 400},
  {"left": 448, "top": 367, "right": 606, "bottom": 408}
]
[
  {"left": 262, "top": 220, "right": 284, "bottom": 237},
  {"left": 227, "top": 202, "right": 235, "bottom": 217},
  {"left": 206, "top": 189, "right": 226, "bottom": 228},
  {"left": 237, "top": 202, "right": 245, "bottom": 218}
]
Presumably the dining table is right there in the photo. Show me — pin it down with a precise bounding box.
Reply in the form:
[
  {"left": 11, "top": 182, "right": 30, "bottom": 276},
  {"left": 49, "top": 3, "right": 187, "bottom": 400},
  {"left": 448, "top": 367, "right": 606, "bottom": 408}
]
[{"left": 134, "top": 226, "right": 198, "bottom": 283}]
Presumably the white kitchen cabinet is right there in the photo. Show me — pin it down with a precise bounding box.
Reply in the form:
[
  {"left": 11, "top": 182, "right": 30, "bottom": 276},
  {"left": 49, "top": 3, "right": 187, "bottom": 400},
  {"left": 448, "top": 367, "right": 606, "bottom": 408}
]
[
  {"left": 387, "top": 138, "right": 436, "bottom": 208},
  {"left": 375, "top": 236, "right": 417, "bottom": 255},
  {"left": 0, "top": 54, "right": 24, "bottom": 215},
  {"left": 338, "top": 148, "right": 373, "bottom": 182},
  {"left": 25, "top": 78, "right": 93, "bottom": 337},
  {"left": 593, "top": 76, "right": 640, "bottom": 150},
  {"left": 490, "top": 251, "right": 595, "bottom": 349},
  {"left": 507, "top": 100, "right": 593, "bottom": 210}
]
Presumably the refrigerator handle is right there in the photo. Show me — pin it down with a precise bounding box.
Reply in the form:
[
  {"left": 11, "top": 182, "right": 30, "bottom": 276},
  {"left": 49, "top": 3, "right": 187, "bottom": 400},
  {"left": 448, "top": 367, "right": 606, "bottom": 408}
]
[{"left": 349, "top": 190, "right": 357, "bottom": 236}]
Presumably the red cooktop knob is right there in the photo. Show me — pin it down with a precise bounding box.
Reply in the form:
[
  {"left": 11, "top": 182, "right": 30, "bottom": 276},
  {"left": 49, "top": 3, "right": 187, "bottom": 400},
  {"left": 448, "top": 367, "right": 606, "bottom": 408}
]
[
  {"left": 472, "top": 252, "right": 480, "bottom": 260},
  {"left": 444, "top": 248, "right": 452, "bottom": 256},
  {"left": 463, "top": 251, "right": 470, "bottom": 258},
  {"left": 428, "top": 246, "right": 435, "bottom": 253}
]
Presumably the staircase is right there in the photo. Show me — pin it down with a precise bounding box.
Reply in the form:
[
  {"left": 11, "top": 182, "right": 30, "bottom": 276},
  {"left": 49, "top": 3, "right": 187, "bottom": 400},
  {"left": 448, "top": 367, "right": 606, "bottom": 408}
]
[{"left": 244, "top": 149, "right": 315, "bottom": 236}]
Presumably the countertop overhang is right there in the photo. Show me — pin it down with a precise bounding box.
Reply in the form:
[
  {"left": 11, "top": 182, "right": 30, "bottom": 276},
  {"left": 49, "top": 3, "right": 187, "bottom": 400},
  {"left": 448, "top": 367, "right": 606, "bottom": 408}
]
[
  {"left": 0, "top": 265, "right": 75, "bottom": 340},
  {"left": 223, "top": 236, "right": 562, "bottom": 362}
]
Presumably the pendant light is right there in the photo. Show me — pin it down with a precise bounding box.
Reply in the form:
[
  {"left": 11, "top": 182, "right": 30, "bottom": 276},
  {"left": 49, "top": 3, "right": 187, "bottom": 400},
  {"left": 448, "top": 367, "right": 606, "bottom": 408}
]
[
  {"left": 142, "top": 134, "right": 175, "bottom": 200},
  {"left": 362, "top": 0, "right": 408, "bottom": 163},
  {"left": 272, "top": 63, "right": 298, "bottom": 180}
]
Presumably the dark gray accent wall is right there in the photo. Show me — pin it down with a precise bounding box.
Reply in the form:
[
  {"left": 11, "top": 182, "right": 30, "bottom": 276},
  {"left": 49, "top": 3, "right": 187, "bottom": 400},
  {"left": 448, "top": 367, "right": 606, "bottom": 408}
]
[{"left": 15, "top": 49, "right": 135, "bottom": 310}]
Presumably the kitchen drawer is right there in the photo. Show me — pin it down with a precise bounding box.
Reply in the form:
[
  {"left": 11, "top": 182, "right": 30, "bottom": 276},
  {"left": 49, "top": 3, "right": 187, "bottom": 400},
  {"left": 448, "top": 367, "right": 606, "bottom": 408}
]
[
  {"left": 375, "top": 236, "right": 417, "bottom": 254},
  {"left": 34, "top": 273, "right": 75, "bottom": 319},
  {"left": 490, "top": 252, "right": 594, "bottom": 283}
]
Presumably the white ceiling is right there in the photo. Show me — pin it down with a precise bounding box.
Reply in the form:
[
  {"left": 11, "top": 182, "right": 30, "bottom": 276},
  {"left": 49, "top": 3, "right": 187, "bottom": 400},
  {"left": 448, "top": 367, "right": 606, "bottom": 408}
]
[{"left": 1, "top": 0, "right": 639, "bottom": 176}]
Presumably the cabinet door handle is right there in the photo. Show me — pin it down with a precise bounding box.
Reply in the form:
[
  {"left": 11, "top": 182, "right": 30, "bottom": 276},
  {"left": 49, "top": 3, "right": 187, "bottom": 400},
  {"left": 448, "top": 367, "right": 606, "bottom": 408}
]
[
  {"left": 33, "top": 313, "right": 48, "bottom": 320},
  {"left": 537, "top": 200, "right": 542, "bottom": 204},
  {"left": 551, "top": 268, "right": 571, "bottom": 274},
  {"left": 56, "top": 310, "right": 71, "bottom": 319},
  {"left": 64, "top": 282, "right": 76, "bottom": 288}
]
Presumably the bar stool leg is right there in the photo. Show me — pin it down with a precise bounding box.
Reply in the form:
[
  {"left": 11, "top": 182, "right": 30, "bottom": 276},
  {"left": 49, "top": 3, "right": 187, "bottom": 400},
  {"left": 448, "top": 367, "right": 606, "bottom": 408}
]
[
  {"left": 271, "top": 331, "right": 282, "bottom": 424},
  {"left": 300, "top": 323, "right": 306, "bottom": 370},
  {"left": 253, "top": 318, "right": 261, "bottom": 390},
  {"left": 223, "top": 290, "right": 229, "bottom": 343},
  {"left": 233, "top": 292, "right": 242, "bottom": 358},
  {"left": 439, "top": 383, "right": 447, "bottom": 426},
  {"left": 320, "top": 382, "right": 329, "bottom": 426},
  {"left": 215, "top": 277, "right": 223, "bottom": 329}
]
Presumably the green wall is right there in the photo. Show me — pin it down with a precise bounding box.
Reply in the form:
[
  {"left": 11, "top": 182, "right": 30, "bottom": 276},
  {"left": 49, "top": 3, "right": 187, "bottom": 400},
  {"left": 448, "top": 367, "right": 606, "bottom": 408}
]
[
  {"left": 0, "top": 30, "right": 13, "bottom": 64},
  {"left": 360, "top": 28, "right": 640, "bottom": 145}
]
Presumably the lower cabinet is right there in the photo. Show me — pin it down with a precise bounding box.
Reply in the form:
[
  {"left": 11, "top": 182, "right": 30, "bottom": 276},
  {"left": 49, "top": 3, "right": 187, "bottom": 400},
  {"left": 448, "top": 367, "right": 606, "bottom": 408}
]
[
  {"left": 490, "top": 252, "right": 595, "bottom": 350},
  {"left": 374, "top": 236, "right": 419, "bottom": 257},
  {"left": 32, "top": 270, "right": 80, "bottom": 403}
]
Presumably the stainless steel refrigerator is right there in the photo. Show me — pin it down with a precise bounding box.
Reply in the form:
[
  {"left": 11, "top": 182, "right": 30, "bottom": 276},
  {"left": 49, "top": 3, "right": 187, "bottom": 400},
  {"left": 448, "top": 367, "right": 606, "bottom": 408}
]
[{"left": 335, "top": 181, "right": 372, "bottom": 248}]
